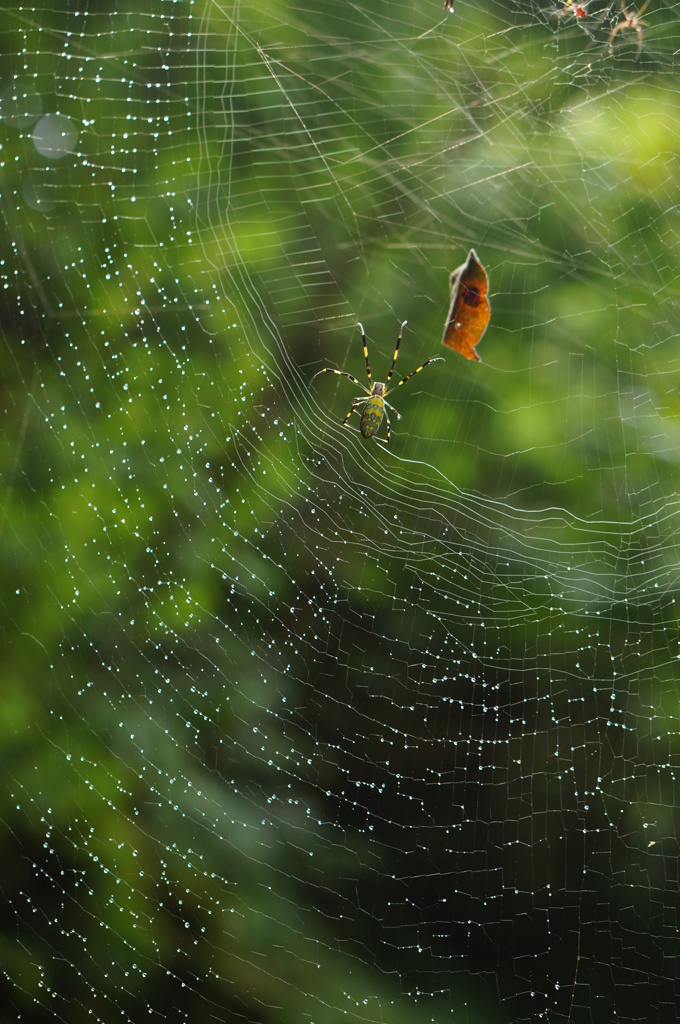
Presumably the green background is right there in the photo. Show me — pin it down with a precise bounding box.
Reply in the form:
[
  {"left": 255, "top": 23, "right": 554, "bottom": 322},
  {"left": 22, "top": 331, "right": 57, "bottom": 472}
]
[{"left": 1, "top": 1, "right": 679, "bottom": 1021}]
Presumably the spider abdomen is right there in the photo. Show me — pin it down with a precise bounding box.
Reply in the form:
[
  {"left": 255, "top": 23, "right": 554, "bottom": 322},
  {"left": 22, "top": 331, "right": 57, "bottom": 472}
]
[{"left": 360, "top": 396, "right": 385, "bottom": 439}]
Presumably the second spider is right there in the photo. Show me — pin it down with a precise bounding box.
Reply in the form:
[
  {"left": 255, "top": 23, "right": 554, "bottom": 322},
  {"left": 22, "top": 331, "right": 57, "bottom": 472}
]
[
  {"left": 557, "top": 1, "right": 589, "bottom": 21},
  {"left": 310, "top": 321, "right": 443, "bottom": 444},
  {"left": 608, "top": 0, "right": 650, "bottom": 55}
]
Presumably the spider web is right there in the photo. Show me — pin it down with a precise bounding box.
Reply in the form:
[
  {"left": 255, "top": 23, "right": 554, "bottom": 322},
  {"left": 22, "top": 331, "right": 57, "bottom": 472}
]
[{"left": 2, "top": 1, "right": 680, "bottom": 1022}]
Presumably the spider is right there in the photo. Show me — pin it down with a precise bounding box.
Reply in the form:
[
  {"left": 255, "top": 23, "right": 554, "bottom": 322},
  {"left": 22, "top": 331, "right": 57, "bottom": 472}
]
[
  {"left": 309, "top": 321, "right": 444, "bottom": 445},
  {"left": 557, "top": 0, "right": 589, "bottom": 19},
  {"left": 608, "top": 0, "right": 650, "bottom": 54}
]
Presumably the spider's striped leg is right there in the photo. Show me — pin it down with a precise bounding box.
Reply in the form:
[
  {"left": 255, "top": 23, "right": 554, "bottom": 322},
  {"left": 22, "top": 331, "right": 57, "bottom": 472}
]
[
  {"left": 341, "top": 406, "right": 365, "bottom": 437},
  {"left": 383, "top": 399, "right": 402, "bottom": 420},
  {"left": 310, "top": 367, "right": 369, "bottom": 392},
  {"left": 357, "top": 323, "right": 372, "bottom": 386},
  {"left": 394, "top": 356, "right": 445, "bottom": 389},
  {"left": 382, "top": 407, "right": 392, "bottom": 445},
  {"left": 341, "top": 396, "right": 369, "bottom": 428},
  {"left": 343, "top": 422, "right": 364, "bottom": 437},
  {"left": 342, "top": 398, "right": 359, "bottom": 428},
  {"left": 386, "top": 321, "right": 407, "bottom": 383}
]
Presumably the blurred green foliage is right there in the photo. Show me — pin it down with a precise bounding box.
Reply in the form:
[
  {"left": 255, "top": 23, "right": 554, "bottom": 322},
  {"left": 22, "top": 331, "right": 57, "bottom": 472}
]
[{"left": 2, "top": 1, "right": 680, "bottom": 1022}]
